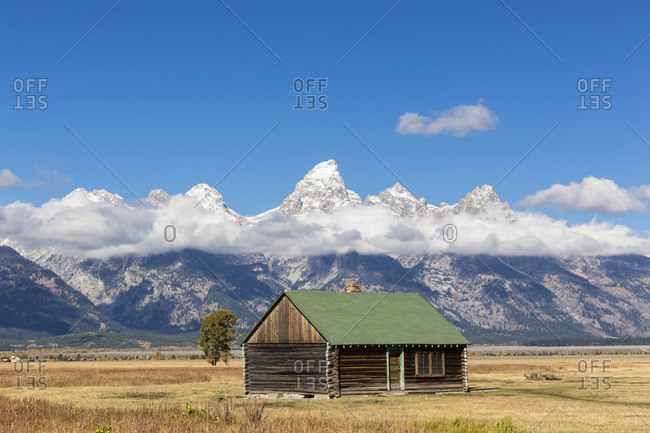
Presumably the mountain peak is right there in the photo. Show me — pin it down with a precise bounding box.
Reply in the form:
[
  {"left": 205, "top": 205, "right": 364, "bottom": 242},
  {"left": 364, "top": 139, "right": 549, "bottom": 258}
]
[
  {"left": 468, "top": 184, "right": 497, "bottom": 197},
  {"left": 64, "top": 188, "right": 125, "bottom": 205},
  {"left": 305, "top": 159, "right": 340, "bottom": 180},
  {"left": 186, "top": 183, "right": 222, "bottom": 199},
  {"left": 461, "top": 185, "right": 500, "bottom": 205},
  {"left": 278, "top": 160, "right": 361, "bottom": 219},
  {"left": 365, "top": 182, "right": 432, "bottom": 218},
  {"left": 386, "top": 182, "right": 413, "bottom": 197},
  {"left": 452, "top": 185, "right": 513, "bottom": 218},
  {"left": 185, "top": 184, "right": 239, "bottom": 219},
  {"left": 146, "top": 189, "right": 171, "bottom": 205}
]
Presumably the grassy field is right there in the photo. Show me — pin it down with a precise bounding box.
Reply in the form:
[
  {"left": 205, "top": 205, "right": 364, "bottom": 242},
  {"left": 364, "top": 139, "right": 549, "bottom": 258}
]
[{"left": 1, "top": 354, "right": 648, "bottom": 432}]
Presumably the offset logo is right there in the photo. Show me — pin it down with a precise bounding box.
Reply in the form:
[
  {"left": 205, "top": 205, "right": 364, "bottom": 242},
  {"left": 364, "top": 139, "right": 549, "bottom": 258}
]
[
  {"left": 293, "top": 78, "right": 327, "bottom": 110},
  {"left": 577, "top": 359, "right": 612, "bottom": 391},
  {"left": 577, "top": 78, "right": 612, "bottom": 110},
  {"left": 13, "top": 78, "right": 48, "bottom": 110},
  {"left": 293, "top": 359, "right": 328, "bottom": 391},
  {"left": 13, "top": 360, "right": 47, "bottom": 390}
]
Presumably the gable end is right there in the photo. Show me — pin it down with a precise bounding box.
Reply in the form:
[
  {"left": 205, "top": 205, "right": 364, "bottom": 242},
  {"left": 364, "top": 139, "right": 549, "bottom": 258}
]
[{"left": 243, "top": 293, "right": 327, "bottom": 344}]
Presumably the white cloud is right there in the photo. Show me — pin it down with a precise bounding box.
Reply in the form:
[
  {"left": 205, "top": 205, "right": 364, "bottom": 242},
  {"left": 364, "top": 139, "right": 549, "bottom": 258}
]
[
  {"left": 32, "top": 168, "right": 74, "bottom": 188},
  {"left": 0, "top": 168, "right": 73, "bottom": 190},
  {"left": 518, "top": 177, "right": 650, "bottom": 214},
  {"left": 396, "top": 103, "right": 499, "bottom": 137},
  {"left": 2, "top": 189, "right": 650, "bottom": 259},
  {"left": 0, "top": 169, "right": 24, "bottom": 189}
]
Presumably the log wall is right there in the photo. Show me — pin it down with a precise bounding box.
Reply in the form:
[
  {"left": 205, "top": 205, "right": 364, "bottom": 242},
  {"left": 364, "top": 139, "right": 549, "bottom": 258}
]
[
  {"left": 403, "top": 346, "right": 466, "bottom": 393},
  {"left": 336, "top": 345, "right": 467, "bottom": 395},
  {"left": 244, "top": 343, "right": 329, "bottom": 395},
  {"left": 338, "top": 346, "right": 388, "bottom": 395}
]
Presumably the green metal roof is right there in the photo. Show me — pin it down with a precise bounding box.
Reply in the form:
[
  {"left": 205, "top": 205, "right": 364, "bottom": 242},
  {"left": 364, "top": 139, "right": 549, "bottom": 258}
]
[{"left": 277, "top": 290, "right": 469, "bottom": 346}]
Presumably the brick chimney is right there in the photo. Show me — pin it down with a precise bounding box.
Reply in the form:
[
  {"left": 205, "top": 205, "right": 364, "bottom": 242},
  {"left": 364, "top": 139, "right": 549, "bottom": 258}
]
[{"left": 346, "top": 283, "right": 360, "bottom": 293}]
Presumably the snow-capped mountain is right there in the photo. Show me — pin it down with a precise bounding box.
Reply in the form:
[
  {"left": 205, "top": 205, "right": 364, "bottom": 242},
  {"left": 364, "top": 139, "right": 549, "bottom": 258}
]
[
  {"left": 277, "top": 160, "right": 362, "bottom": 220},
  {"left": 428, "top": 185, "right": 514, "bottom": 221},
  {"left": 48, "top": 161, "right": 515, "bottom": 225},
  {"left": 63, "top": 188, "right": 125, "bottom": 206},
  {"left": 184, "top": 183, "right": 241, "bottom": 221},
  {"left": 145, "top": 189, "right": 171, "bottom": 206},
  {"left": 270, "top": 161, "right": 514, "bottom": 221},
  {"left": 449, "top": 185, "right": 514, "bottom": 219},
  {"left": 364, "top": 183, "right": 437, "bottom": 219}
]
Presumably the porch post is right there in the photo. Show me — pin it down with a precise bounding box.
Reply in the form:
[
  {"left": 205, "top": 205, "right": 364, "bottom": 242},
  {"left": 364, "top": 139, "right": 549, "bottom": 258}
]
[
  {"left": 386, "top": 346, "right": 391, "bottom": 391},
  {"left": 399, "top": 345, "right": 405, "bottom": 390}
]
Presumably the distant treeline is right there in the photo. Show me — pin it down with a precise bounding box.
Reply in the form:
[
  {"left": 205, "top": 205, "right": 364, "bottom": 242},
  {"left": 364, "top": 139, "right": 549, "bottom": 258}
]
[
  {"left": 523, "top": 337, "right": 650, "bottom": 346},
  {"left": 1, "top": 330, "right": 200, "bottom": 351},
  {"left": 13, "top": 353, "right": 207, "bottom": 362}
]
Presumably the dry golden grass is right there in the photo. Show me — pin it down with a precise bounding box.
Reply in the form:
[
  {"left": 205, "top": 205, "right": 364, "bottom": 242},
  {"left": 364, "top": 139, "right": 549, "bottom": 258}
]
[
  {"left": 0, "top": 360, "right": 240, "bottom": 388},
  {"left": 1, "top": 355, "right": 648, "bottom": 432},
  {"left": 0, "top": 395, "right": 537, "bottom": 433}
]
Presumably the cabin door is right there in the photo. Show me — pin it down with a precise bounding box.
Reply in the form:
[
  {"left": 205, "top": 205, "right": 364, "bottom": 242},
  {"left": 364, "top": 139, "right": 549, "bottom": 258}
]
[{"left": 386, "top": 346, "right": 402, "bottom": 391}]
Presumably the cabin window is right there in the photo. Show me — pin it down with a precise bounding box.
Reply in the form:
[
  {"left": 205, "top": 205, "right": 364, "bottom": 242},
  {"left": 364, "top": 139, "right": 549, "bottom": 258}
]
[{"left": 415, "top": 352, "right": 444, "bottom": 377}]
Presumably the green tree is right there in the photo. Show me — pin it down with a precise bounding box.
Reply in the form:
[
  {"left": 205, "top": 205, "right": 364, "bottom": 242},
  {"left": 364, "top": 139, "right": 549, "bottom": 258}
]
[{"left": 199, "top": 310, "right": 238, "bottom": 366}]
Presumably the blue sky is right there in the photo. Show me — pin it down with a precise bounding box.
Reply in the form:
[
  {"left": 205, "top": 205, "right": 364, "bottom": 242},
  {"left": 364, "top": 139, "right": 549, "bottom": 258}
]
[{"left": 2, "top": 0, "right": 649, "bottom": 232}]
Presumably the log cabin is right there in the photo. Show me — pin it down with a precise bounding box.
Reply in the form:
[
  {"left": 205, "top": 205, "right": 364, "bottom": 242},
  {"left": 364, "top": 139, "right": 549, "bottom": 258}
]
[{"left": 241, "top": 284, "right": 470, "bottom": 398}]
